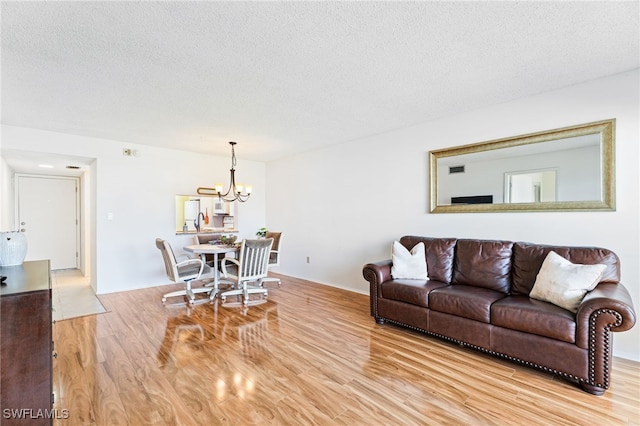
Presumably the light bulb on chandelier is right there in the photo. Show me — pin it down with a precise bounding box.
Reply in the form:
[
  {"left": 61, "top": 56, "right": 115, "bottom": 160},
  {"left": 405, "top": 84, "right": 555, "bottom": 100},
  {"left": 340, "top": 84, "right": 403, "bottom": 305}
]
[{"left": 197, "top": 141, "right": 252, "bottom": 202}]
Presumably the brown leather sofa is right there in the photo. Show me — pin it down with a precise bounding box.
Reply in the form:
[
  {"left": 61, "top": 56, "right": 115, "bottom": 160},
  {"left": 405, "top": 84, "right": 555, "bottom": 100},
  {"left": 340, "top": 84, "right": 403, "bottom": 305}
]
[{"left": 362, "top": 236, "right": 636, "bottom": 395}]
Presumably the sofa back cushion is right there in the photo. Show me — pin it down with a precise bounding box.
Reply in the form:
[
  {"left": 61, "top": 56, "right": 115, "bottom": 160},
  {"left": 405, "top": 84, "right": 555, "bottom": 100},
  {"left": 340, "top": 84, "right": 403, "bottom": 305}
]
[
  {"left": 452, "top": 239, "right": 513, "bottom": 294},
  {"left": 512, "top": 242, "right": 621, "bottom": 295},
  {"left": 399, "top": 236, "right": 457, "bottom": 283}
]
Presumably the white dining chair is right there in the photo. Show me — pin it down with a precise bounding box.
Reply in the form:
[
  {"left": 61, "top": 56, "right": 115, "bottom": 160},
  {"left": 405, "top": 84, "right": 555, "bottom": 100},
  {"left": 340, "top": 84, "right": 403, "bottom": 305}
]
[
  {"left": 155, "top": 238, "right": 212, "bottom": 304},
  {"left": 219, "top": 238, "right": 273, "bottom": 306}
]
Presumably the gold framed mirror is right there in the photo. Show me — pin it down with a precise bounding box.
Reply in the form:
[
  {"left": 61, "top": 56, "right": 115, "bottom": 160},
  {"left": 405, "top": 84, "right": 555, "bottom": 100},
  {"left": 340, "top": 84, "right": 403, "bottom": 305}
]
[{"left": 429, "top": 119, "right": 615, "bottom": 213}]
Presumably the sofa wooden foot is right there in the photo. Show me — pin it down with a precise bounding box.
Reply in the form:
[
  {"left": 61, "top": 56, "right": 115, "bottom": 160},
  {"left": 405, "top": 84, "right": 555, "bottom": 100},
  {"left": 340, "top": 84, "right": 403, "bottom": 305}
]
[
  {"left": 580, "top": 382, "right": 605, "bottom": 395},
  {"left": 375, "top": 317, "right": 385, "bottom": 324}
]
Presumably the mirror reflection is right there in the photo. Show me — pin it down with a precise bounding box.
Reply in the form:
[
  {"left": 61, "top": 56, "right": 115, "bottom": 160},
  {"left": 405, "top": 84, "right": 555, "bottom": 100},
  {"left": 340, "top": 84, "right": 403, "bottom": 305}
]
[
  {"left": 505, "top": 169, "right": 557, "bottom": 203},
  {"left": 175, "top": 195, "right": 236, "bottom": 233},
  {"left": 429, "top": 119, "right": 615, "bottom": 213}
]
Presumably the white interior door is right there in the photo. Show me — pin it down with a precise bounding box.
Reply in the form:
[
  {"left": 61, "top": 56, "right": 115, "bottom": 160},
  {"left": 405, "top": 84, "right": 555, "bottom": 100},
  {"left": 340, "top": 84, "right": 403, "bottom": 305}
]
[
  {"left": 17, "top": 175, "right": 79, "bottom": 270},
  {"left": 509, "top": 174, "right": 535, "bottom": 203},
  {"left": 505, "top": 170, "right": 557, "bottom": 203}
]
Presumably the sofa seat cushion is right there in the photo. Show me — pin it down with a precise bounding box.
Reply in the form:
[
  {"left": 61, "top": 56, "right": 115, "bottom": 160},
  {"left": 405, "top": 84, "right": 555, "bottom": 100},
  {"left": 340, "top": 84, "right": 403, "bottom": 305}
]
[
  {"left": 381, "top": 279, "right": 448, "bottom": 308},
  {"left": 429, "top": 284, "right": 506, "bottom": 323},
  {"left": 491, "top": 295, "right": 576, "bottom": 343}
]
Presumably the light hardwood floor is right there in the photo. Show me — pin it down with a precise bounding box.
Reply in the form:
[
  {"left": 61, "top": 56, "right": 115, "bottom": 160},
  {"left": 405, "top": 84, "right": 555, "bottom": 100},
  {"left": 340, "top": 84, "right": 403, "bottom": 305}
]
[{"left": 53, "top": 274, "right": 640, "bottom": 425}]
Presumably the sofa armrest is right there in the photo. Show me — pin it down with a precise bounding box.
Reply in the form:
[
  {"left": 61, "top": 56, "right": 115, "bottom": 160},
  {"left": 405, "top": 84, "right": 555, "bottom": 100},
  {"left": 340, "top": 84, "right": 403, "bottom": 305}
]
[
  {"left": 574, "top": 282, "right": 636, "bottom": 391},
  {"left": 576, "top": 282, "right": 636, "bottom": 344},
  {"left": 363, "top": 260, "right": 393, "bottom": 317}
]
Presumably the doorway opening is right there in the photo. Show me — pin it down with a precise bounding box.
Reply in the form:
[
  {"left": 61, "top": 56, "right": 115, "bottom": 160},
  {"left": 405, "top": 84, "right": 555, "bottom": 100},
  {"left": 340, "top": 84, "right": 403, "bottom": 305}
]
[{"left": 504, "top": 169, "right": 557, "bottom": 203}]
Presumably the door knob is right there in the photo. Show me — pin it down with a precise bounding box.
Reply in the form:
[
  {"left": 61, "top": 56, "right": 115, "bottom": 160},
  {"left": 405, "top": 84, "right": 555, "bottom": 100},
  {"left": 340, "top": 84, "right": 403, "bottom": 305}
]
[
  {"left": 20, "top": 229, "right": 26, "bottom": 232},
  {"left": 21, "top": 222, "right": 26, "bottom": 225}
]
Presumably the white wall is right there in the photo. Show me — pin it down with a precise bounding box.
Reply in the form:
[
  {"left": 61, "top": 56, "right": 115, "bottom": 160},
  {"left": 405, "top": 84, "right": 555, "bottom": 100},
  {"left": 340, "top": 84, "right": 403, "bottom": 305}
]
[
  {"left": 266, "top": 70, "right": 640, "bottom": 361},
  {"left": 0, "top": 126, "right": 266, "bottom": 294}
]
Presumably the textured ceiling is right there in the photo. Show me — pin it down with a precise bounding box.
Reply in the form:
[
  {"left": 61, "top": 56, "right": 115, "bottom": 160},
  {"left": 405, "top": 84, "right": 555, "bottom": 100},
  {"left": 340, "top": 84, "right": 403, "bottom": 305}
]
[{"left": 1, "top": 1, "right": 639, "bottom": 166}]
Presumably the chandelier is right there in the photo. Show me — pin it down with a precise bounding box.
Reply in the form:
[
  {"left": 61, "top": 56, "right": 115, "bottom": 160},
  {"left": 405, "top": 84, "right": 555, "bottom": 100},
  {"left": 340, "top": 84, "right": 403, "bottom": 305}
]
[{"left": 197, "top": 141, "right": 252, "bottom": 202}]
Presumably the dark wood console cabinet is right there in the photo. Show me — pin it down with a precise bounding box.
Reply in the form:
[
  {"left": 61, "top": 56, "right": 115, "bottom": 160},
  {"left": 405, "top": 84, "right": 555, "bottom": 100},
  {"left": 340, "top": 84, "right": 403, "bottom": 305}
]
[{"left": 1, "top": 260, "right": 53, "bottom": 425}]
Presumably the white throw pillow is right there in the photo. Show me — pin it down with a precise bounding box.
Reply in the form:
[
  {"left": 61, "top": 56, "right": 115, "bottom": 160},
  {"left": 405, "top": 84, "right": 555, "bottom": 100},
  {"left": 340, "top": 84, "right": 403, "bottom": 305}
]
[
  {"left": 391, "top": 241, "right": 428, "bottom": 280},
  {"left": 530, "top": 251, "right": 606, "bottom": 313}
]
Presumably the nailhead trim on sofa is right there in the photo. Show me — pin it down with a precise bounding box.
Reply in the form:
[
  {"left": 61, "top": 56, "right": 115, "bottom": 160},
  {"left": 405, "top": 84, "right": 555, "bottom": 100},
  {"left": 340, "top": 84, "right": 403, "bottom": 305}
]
[{"left": 588, "top": 308, "right": 622, "bottom": 388}]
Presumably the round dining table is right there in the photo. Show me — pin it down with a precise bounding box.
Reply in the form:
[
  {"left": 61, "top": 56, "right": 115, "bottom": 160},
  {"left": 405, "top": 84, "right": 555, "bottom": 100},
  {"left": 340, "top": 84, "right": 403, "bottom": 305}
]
[{"left": 183, "top": 244, "right": 239, "bottom": 298}]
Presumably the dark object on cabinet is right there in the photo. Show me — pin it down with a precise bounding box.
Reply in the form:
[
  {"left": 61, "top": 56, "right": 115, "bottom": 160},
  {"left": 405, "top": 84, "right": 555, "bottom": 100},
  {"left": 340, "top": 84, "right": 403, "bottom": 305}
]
[{"left": 0, "top": 260, "right": 53, "bottom": 425}]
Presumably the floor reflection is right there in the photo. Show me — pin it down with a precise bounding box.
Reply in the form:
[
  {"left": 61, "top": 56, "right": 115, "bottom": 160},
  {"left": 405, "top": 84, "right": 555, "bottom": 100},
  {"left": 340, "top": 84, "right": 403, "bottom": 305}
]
[
  {"left": 156, "top": 299, "right": 279, "bottom": 402},
  {"left": 156, "top": 305, "right": 208, "bottom": 366}
]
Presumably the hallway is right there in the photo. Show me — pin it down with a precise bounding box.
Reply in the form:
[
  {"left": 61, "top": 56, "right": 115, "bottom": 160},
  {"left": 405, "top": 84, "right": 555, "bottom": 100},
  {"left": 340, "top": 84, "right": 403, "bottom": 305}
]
[{"left": 52, "top": 269, "right": 106, "bottom": 321}]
